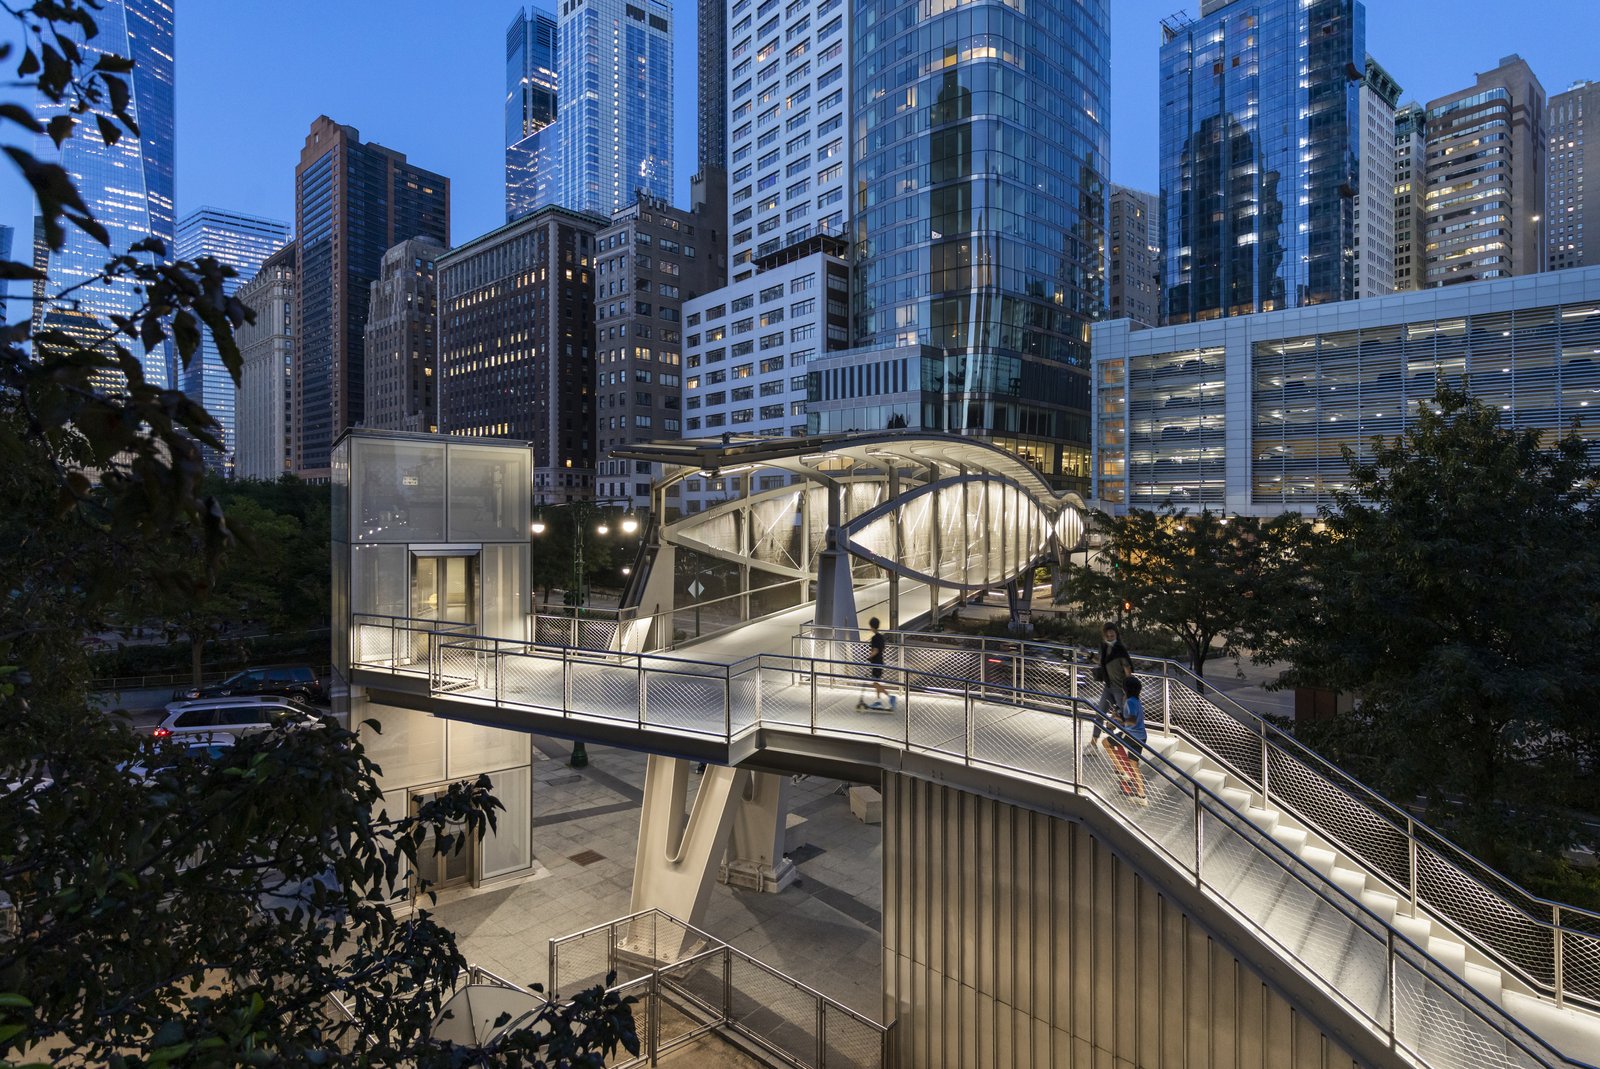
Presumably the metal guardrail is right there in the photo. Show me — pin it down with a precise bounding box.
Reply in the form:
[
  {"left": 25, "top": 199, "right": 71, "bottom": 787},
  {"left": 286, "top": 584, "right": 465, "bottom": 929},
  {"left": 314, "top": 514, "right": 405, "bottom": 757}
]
[
  {"left": 349, "top": 612, "right": 1599, "bottom": 1069},
  {"left": 525, "top": 577, "right": 814, "bottom": 653},
  {"left": 549, "top": 908, "right": 889, "bottom": 1068},
  {"left": 795, "top": 624, "right": 1600, "bottom": 1019}
]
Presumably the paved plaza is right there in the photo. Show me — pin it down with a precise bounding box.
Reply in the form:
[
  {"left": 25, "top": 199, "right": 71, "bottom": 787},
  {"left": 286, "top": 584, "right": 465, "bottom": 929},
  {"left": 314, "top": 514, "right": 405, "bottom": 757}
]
[{"left": 429, "top": 734, "right": 886, "bottom": 1020}]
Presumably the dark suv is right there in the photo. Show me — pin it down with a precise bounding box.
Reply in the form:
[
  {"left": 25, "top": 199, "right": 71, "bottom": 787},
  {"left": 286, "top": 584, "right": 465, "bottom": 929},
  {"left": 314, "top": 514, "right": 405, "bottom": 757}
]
[{"left": 172, "top": 665, "right": 325, "bottom": 705}]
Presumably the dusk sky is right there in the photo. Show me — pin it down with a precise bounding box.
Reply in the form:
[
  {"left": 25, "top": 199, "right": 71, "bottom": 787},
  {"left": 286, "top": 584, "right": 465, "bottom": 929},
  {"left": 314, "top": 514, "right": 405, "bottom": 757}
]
[{"left": 3, "top": 0, "right": 1598, "bottom": 320}]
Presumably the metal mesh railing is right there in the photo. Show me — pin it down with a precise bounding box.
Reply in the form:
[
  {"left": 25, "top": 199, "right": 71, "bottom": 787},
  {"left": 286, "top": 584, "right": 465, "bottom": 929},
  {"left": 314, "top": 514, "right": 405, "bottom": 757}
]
[
  {"left": 795, "top": 624, "right": 1600, "bottom": 1017},
  {"left": 351, "top": 617, "right": 1598, "bottom": 1067},
  {"left": 548, "top": 909, "right": 889, "bottom": 1068}
]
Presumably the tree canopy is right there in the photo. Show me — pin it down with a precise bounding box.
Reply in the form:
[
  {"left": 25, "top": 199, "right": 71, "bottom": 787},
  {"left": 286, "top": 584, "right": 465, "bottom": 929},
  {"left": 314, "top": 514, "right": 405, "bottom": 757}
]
[
  {"left": 0, "top": 4, "right": 635, "bottom": 1063},
  {"left": 1259, "top": 388, "right": 1600, "bottom": 901}
]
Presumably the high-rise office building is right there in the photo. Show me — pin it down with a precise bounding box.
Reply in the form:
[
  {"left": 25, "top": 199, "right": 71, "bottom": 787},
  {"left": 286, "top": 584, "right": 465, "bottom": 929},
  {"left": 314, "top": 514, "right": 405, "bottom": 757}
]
[
  {"left": 1159, "top": 0, "right": 1363, "bottom": 324},
  {"left": 292, "top": 116, "right": 449, "bottom": 479},
  {"left": 174, "top": 208, "right": 292, "bottom": 473},
  {"left": 437, "top": 205, "right": 604, "bottom": 502},
  {"left": 698, "top": 0, "right": 727, "bottom": 176},
  {"left": 1392, "top": 102, "right": 1428, "bottom": 292},
  {"left": 1422, "top": 55, "right": 1546, "bottom": 287},
  {"left": 814, "top": 0, "right": 1108, "bottom": 488},
  {"left": 0, "top": 224, "right": 12, "bottom": 323},
  {"left": 505, "top": 4, "right": 560, "bottom": 222},
  {"left": 1548, "top": 80, "right": 1597, "bottom": 271},
  {"left": 31, "top": 0, "right": 175, "bottom": 388},
  {"left": 363, "top": 238, "right": 446, "bottom": 434},
  {"left": 595, "top": 187, "right": 726, "bottom": 509},
  {"left": 1355, "top": 59, "right": 1400, "bottom": 298},
  {"left": 234, "top": 242, "right": 296, "bottom": 482},
  {"left": 1108, "top": 187, "right": 1161, "bottom": 328},
  {"left": 555, "top": 0, "right": 673, "bottom": 218}
]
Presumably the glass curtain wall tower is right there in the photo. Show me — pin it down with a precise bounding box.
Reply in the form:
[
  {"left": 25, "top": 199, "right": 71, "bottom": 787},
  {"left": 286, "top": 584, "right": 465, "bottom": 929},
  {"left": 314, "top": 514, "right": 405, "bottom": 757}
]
[
  {"left": 506, "top": 5, "right": 561, "bottom": 222},
  {"left": 556, "top": 0, "right": 674, "bottom": 217},
  {"left": 845, "top": 0, "right": 1109, "bottom": 487},
  {"left": 31, "top": 0, "right": 175, "bottom": 389},
  {"left": 1159, "top": 0, "right": 1364, "bottom": 324},
  {"left": 175, "top": 208, "right": 292, "bottom": 474}
]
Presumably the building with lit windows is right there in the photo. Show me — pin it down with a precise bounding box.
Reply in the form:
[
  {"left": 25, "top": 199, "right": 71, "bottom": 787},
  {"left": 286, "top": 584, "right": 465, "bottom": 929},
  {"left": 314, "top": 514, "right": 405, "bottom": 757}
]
[
  {"left": 505, "top": 5, "right": 560, "bottom": 222},
  {"left": 595, "top": 185, "right": 726, "bottom": 510},
  {"left": 235, "top": 242, "right": 296, "bottom": 482},
  {"left": 1093, "top": 267, "right": 1600, "bottom": 514},
  {"left": 1548, "top": 80, "right": 1597, "bottom": 271},
  {"left": 1108, "top": 186, "right": 1161, "bottom": 328},
  {"left": 554, "top": 0, "right": 673, "bottom": 218},
  {"left": 1159, "top": 0, "right": 1363, "bottom": 324},
  {"left": 1356, "top": 58, "right": 1400, "bottom": 298},
  {"left": 437, "top": 205, "right": 604, "bottom": 503},
  {"left": 698, "top": 0, "right": 728, "bottom": 177},
  {"left": 32, "top": 0, "right": 174, "bottom": 388},
  {"left": 292, "top": 117, "right": 450, "bottom": 479},
  {"left": 1422, "top": 55, "right": 1546, "bottom": 287},
  {"left": 363, "top": 238, "right": 445, "bottom": 434},
  {"left": 175, "top": 208, "right": 292, "bottom": 474},
  {"left": 1393, "top": 102, "right": 1428, "bottom": 293}
]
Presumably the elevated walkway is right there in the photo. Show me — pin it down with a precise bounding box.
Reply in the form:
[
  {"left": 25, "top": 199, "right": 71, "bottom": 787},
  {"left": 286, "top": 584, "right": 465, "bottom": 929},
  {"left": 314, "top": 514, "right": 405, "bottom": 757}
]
[{"left": 350, "top": 608, "right": 1600, "bottom": 1068}]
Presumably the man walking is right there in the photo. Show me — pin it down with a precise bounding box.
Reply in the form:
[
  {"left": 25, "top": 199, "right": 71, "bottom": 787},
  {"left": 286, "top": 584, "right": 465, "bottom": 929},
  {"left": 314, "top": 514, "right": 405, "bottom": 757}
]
[
  {"left": 856, "top": 617, "right": 896, "bottom": 711},
  {"left": 1090, "top": 621, "right": 1132, "bottom": 746}
]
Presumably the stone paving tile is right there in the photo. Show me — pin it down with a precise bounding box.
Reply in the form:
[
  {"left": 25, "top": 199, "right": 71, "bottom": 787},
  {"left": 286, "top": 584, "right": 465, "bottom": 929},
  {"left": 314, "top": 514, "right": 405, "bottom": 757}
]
[{"left": 432, "top": 739, "right": 884, "bottom": 1019}]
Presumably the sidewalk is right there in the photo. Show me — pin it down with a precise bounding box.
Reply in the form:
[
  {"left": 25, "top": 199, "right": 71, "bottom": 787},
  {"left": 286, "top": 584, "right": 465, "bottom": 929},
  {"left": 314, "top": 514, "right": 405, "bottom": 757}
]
[{"left": 431, "top": 736, "right": 885, "bottom": 1020}]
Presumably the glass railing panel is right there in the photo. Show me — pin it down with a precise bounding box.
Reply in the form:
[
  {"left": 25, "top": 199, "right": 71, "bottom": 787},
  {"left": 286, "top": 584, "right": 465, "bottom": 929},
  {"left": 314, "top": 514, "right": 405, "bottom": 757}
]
[
  {"left": 727, "top": 951, "right": 824, "bottom": 1067},
  {"left": 1394, "top": 947, "right": 1556, "bottom": 1069},
  {"left": 567, "top": 657, "right": 642, "bottom": 725},
  {"left": 638, "top": 663, "right": 727, "bottom": 737},
  {"left": 497, "top": 646, "right": 566, "bottom": 712}
]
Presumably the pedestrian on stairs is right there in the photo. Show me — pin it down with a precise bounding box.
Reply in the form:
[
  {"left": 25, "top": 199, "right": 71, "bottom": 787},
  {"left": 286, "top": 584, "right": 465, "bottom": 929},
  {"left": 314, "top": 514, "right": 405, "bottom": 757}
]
[
  {"left": 1104, "top": 675, "right": 1149, "bottom": 803},
  {"left": 857, "top": 617, "right": 897, "bottom": 711},
  {"left": 1090, "top": 622, "right": 1133, "bottom": 747}
]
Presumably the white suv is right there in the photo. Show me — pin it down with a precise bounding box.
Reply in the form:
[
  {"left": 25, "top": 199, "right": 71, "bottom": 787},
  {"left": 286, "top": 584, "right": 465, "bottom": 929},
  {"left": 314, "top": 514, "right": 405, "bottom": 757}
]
[{"left": 152, "top": 696, "right": 319, "bottom": 743}]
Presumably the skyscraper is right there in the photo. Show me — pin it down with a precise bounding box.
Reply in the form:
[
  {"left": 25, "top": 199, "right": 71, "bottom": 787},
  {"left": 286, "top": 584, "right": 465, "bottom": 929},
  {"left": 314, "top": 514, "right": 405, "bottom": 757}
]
[
  {"left": 697, "top": 0, "right": 727, "bottom": 176},
  {"left": 1108, "top": 187, "right": 1161, "bottom": 328},
  {"left": 234, "top": 242, "right": 296, "bottom": 482},
  {"left": 820, "top": 0, "right": 1109, "bottom": 487},
  {"left": 437, "top": 205, "right": 604, "bottom": 502},
  {"left": 1423, "top": 55, "right": 1546, "bottom": 286},
  {"left": 556, "top": 0, "right": 673, "bottom": 217},
  {"left": 292, "top": 116, "right": 449, "bottom": 479},
  {"left": 363, "top": 237, "right": 445, "bottom": 434},
  {"left": 1548, "top": 80, "right": 1598, "bottom": 271},
  {"left": 175, "top": 208, "right": 292, "bottom": 473},
  {"left": 1392, "top": 102, "right": 1428, "bottom": 292},
  {"left": 1355, "top": 58, "right": 1400, "bottom": 298},
  {"left": 0, "top": 224, "right": 13, "bottom": 324},
  {"left": 505, "top": 5, "right": 560, "bottom": 222},
  {"left": 31, "top": 0, "right": 175, "bottom": 387},
  {"left": 1159, "top": 0, "right": 1364, "bottom": 324}
]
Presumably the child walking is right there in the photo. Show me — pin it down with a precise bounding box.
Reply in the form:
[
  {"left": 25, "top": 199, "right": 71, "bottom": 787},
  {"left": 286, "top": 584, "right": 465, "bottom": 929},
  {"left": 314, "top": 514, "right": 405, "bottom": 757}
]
[{"left": 1101, "top": 675, "right": 1149, "bottom": 803}]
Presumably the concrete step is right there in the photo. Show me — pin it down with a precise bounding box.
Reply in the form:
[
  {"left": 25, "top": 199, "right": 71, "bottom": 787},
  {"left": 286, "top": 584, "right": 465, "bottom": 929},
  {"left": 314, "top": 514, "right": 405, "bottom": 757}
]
[
  {"left": 1268, "top": 823, "right": 1306, "bottom": 853},
  {"left": 1329, "top": 864, "right": 1369, "bottom": 900},
  {"left": 1463, "top": 962, "right": 1503, "bottom": 1004},
  {"left": 1220, "top": 785, "right": 1253, "bottom": 811},
  {"left": 1359, "top": 888, "right": 1399, "bottom": 924},
  {"left": 1148, "top": 734, "right": 1181, "bottom": 756},
  {"left": 1194, "top": 768, "right": 1227, "bottom": 794},
  {"left": 1500, "top": 991, "right": 1600, "bottom": 1064},
  {"left": 1427, "top": 935, "right": 1468, "bottom": 975},
  {"left": 1392, "top": 911, "right": 1434, "bottom": 948},
  {"left": 1301, "top": 845, "right": 1339, "bottom": 878},
  {"left": 1170, "top": 751, "right": 1204, "bottom": 775},
  {"left": 1245, "top": 806, "right": 1280, "bottom": 835}
]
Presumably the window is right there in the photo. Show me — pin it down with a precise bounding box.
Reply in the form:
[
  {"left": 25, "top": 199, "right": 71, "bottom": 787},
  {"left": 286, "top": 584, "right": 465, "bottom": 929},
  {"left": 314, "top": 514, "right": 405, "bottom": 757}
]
[
  {"left": 757, "top": 172, "right": 779, "bottom": 192},
  {"left": 786, "top": 62, "right": 811, "bottom": 87},
  {"left": 732, "top": 144, "right": 751, "bottom": 164},
  {"left": 790, "top": 273, "right": 815, "bottom": 293},
  {"left": 820, "top": 88, "right": 843, "bottom": 112},
  {"left": 787, "top": 157, "right": 810, "bottom": 177},
  {"left": 790, "top": 374, "right": 807, "bottom": 390},
  {"left": 790, "top": 348, "right": 814, "bottom": 365},
  {"left": 759, "top": 103, "right": 781, "bottom": 125},
  {"left": 706, "top": 304, "right": 726, "bottom": 319},
  {"left": 818, "top": 163, "right": 841, "bottom": 184},
  {"left": 705, "top": 326, "right": 726, "bottom": 342},
  {"left": 817, "top": 112, "right": 842, "bottom": 136},
  {"left": 787, "top": 85, "right": 810, "bottom": 108},
  {"left": 760, "top": 355, "right": 785, "bottom": 373},
  {"left": 760, "top": 331, "right": 784, "bottom": 350},
  {"left": 732, "top": 340, "right": 754, "bottom": 356},
  {"left": 732, "top": 295, "right": 754, "bottom": 312},
  {"left": 791, "top": 297, "right": 815, "bottom": 317},
  {"left": 819, "top": 15, "right": 841, "bottom": 39},
  {"left": 786, "top": 131, "right": 810, "bottom": 155},
  {"left": 786, "top": 15, "right": 809, "bottom": 39},
  {"left": 760, "top": 307, "right": 784, "bottom": 326},
  {"left": 732, "top": 386, "right": 755, "bottom": 401},
  {"left": 733, "top": 206, "right": 753, "bottom": 224},
  {"left": 787, "top": 108, "right": 811, "bottom": 132},
  {"left": 785, "top": 38, "right": 809, "bottom": 63},
  {"left": 733, "top": 164, "right": 752, "bottom": 183},
  {"left": 758, "top": 216, "right": 780, "bottom": 234},
  {"left": 786, "top": 177, "right": 811, "bottom": 199},
  {"left": 758, "top": 149, "right": 781, "bottom": 169},
  {"left": 790, "top": 324, "right": 815, "bottom": 343},
  {"left": 660, "top": 284, "right": 679, "bottom": 298},
  {"left": 760, "top": 404, "right": 784, "bottom": 420},
  {"left": 817, "top": 188, "right": 843, "bottom": 209},
  {"left": 733, "top": 186, "right": 751, "bottom": 204},
  {"left": 819, "top": 137, "right": 843, "bottom": 160},
  {"left": 819, "top": 38, "right": 842, "bottom": 63},
  {"left": 733, "top": 317, "right": 754, "bottom": 334},
  {"left": 760, "top": 379, "right": 785, "bottom": 396},
  {"left": 786, "top": 203, "right": 809, "bottom": 223}
]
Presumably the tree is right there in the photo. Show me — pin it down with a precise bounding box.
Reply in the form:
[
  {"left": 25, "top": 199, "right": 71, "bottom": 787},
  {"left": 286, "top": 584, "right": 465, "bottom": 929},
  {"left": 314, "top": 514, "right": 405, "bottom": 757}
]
[
  {"left": 0, "top": 5, "right": 635, "bottom": 1063},
  {"left": 1062, "top": 506, "right": 1312, "bottom": 678},
  {"left": 1258, "top": 388, "right": 1600, "bottom": 896}
]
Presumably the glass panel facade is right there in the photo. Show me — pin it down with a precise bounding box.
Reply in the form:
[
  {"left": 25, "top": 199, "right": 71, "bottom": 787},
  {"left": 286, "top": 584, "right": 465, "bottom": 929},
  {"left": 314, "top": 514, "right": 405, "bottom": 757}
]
[
  {"left": 447, "top": 445, "right": 532, "bottom": 542},
  {"left": 1159, "top": 0, "right": 1363, "bottom": 323},
  {"left": 447, "top": 721, "right": 532, "bottom": 780},
  {"left": 849, "top": 0, "right": 1108, "bottom": 489},
  {"left": 1127, "top": 345, "right": 1227, "bottom": 508},
  {"left": 350, "top": 438, "right": 448, "bottom": 543},
  {"left": 360, "top": 703, "right": 446, "bottom": 793},
  {"left": 479, "top": 764, "right": 533, "bottom": 879}
]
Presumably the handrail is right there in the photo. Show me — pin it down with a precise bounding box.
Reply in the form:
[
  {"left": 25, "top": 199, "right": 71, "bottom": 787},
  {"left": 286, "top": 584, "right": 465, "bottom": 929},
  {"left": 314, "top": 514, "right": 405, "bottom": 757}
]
[
  {"left": 796, "top": 623, "right": 1600, "bottom": 1015},
  {"left": 548, "top": 907, "right": 889, "bottom": 1067},
  {"left": 348, "top": 613, "right": 1599, "bottom": 1068}
]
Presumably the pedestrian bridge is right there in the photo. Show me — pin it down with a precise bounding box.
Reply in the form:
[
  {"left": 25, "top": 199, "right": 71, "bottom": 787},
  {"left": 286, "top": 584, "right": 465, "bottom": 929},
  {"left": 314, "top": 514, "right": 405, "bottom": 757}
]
[{"left": 334, "top": 431, "right": 1600, "bottom": 1069}]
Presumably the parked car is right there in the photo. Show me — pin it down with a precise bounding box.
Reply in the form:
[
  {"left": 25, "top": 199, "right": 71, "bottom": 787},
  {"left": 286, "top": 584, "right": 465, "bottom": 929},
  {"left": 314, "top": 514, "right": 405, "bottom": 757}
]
[
  {"left": 152, "top": 696, "right": 321, "bottom": 743},
  {"left": 122, "top": 737, "right": 236, "bottom": 781},
  {"left": 171, "top": 665, "right": 324, "bottom": 705}
]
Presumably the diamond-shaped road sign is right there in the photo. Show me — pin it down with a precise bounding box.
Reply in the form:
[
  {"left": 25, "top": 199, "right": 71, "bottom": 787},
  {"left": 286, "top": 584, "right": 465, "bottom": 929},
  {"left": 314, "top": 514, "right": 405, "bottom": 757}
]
[{"left": 688, "top": 579, "right": 705, "bottom": 599}]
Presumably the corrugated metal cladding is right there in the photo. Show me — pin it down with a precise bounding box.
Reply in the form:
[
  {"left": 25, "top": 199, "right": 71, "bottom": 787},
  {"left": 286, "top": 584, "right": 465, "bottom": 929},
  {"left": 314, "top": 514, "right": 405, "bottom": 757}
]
[{"left": 882, "top": 774, "right": 1368, "bottom": 1069}]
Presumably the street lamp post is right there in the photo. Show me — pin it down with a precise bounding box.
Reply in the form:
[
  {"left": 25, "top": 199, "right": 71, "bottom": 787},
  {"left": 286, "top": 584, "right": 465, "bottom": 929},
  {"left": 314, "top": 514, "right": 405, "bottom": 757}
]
[{"left": 530, "top": 494, "right": 642, "bottom": 768}]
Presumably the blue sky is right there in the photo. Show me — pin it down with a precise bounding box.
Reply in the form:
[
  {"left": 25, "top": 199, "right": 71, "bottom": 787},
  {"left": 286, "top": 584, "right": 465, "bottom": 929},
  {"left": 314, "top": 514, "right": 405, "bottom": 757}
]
[{"left": 3, "top": 0, "right": 1598, "bottom": 319}]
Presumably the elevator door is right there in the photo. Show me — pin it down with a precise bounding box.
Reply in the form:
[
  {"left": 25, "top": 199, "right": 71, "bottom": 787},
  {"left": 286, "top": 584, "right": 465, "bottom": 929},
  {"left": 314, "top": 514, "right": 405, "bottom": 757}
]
[{"left": 412, "top": 554, "right": 477, "bottom": 626}]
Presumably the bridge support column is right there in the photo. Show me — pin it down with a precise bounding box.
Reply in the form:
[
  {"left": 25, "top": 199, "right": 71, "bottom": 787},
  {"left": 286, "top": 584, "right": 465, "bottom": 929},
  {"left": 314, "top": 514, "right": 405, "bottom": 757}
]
[
  {"left": 630, "top": 756, "right": 746, "bottom": 931},
  {"left": 719, "top": 771, "right": 797, "bottom": 894},
  {"left": 813, "top": 484, "right": 858, "bottom": 645}
]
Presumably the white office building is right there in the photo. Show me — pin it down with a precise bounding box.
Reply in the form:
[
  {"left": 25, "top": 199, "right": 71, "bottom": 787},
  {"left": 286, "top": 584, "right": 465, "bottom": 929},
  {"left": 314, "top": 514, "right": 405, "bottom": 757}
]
[{"left": 1356, "top": 59, "right": 1400, "bottom": 298}]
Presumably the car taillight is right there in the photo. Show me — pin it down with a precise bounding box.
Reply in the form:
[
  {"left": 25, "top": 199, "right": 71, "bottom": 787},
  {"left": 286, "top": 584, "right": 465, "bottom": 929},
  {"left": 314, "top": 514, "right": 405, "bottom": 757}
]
[{"left": 153, "top": 727, "right": 171, "bottom": 738}]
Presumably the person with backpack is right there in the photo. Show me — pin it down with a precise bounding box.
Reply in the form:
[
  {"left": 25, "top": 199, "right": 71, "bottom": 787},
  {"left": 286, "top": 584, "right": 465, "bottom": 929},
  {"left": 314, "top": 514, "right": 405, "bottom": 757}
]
[
  {"left": 1090, "top": 621, "right": 1133, "bottom": 747},
  {"left": 856, "top": 617, "right": 896, "bottom": 711}
]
